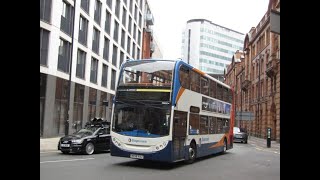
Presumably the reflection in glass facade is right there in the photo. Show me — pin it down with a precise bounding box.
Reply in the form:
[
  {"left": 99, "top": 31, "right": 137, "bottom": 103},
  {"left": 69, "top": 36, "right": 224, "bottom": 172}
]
[
  {"left": 88, "top": 87, "right": 97, "bottom": 121},
  {"left": 54, "top": 77, "right": 68, "bottom": 136},
  {"left": 73, "top": 83, "right": 85, "bottom": 131},
  {"left": 40, "top": 73, "right": 47, "bottom": 137}
]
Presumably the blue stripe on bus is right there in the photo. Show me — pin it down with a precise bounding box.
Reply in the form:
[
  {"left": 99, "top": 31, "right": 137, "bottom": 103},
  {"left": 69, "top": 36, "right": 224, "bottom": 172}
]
[
  {"left": 110, "top": 141, "right": 174, "bottom": 162},
  {"left": 110, "top": 140, "right": 225, "bottom": 162}
]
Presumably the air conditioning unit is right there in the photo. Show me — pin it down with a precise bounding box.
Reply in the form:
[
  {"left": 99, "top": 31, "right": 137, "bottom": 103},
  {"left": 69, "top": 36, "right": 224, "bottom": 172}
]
[
  {"left": 150, "top": 42, "right": 155, "bottom": 52},
  {"left": 145, "top": 13, "right": 154, "bottom": 25}
]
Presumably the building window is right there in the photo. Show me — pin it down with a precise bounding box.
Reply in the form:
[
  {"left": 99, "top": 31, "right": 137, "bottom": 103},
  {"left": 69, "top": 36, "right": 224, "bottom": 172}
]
[
  {"left": 103, "top": 37, "right": 110, "bottom": 61},
  {"left": 90, "top": 57, "right": 98, "bottom": 83},
  {"left": 139, "top": 0, "right": 142, "bottom": 9},
  {"left": 122, "top": 7, "right": 127, "bottom": 27},
  {"left": 76, "top": 49, "right": 86, "bottom": 79},
  {"left": 94, "top": 0, "right": 102, "bottom": 25},
  {"left": 54, "top": 77, "right": 69, "bottom": 136},
  {"left": 88, "top": 87, "right": 97, "bottom": 121},
  {"left": 113, "top": 20, "right": 119, "bottom": 43},
  {"left": 80, "top": 0, "right": 89, "bottom": 13},
  {"left": 112, "top": 45, "right": 118, "bottom": 67},
  {"left": 132, "top": 42, "right": 136, "bottom": 59},
  {"left": 139, "top": 13, "right": 142, "bottom": 28},
  {"left": 57, "top": 38, "right": 71, "bottom": 73},
  {"left": 115, "top": 0, "right": 120, "bottom": 19},
  {"left": 266, "top": 27, "right": 270, "bottom": 45},
  {"left": 137, "top": 30, "right": 141, "bottom": 46},
  {"left": 129, "top": 0, "right": 133, "bottom": 14},
  {"left": 78, "top": 16, "right": 88, "bottom": 46},
  {"left": 106, "top": 0, "right": 112, "bottom": 10},
  {"left": 137, "top": 48, "right": 140, "bottom": 59},
  {"left": 127, "top": 36, "right": 131, "bottom": 55},
  {"left": 105, "top": 10, "right": 111, "bottom": 35},
  {"left": 40, "top": 28, "right": 50, "bottom": 66},
  {"left": 99, "top": 91, "right": 108, "bottom": 119},
  {"left": 128, "top": 17, "right": 132, "bottom": 35},
  {"left": 92, "top": 27, "right": 100, "bottom": 54},
  {"left": 101, "top": 64, "right": 108, "bottom": 87},
  {"left": 120, "top": 51, "right": 124, "bottom": 66},
  {"left": 60, "top": 1, "right": 73, "bottom": 36},
  {"left": 111, "top": 69, "right": 117, "bottom": 90},
  {"left": 134, "top": 5, "right": 138, "bottom": 22},
  {"left": 40, "top": 73, "right": 47, "bottom": 137},
  {"left": 121, "top": 29, "right": 126, "bottom": 49},
  {"left": 73, "top": 83, "right": 85, "bottom": 131},
  {"left": 40, "top": 0, "right": 52, "bottom": 23},
  {"left": 133, "top": 23, "right": 136, "bottom": 40}
]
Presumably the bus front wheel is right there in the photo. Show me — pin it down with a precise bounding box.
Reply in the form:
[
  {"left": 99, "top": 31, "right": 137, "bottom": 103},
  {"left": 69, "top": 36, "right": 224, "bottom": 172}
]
[{"left": 186, "top": 142, "right": 197, "bottom": 164}]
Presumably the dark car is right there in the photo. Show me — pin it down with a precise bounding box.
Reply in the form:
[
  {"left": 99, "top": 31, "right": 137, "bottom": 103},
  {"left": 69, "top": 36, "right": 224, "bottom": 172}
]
[
  {"left": 58, "top": 119, "right": 111, "bottom": 155},
  {"left": 233, "top": 127, "right": 248, "bottom": 144}
]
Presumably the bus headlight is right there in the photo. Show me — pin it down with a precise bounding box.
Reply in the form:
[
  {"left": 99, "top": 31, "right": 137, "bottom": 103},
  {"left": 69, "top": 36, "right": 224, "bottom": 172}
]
[
  {"left": 154, "top": 141, "right": 168, "bottom": 151},
  {"left": 112, "top": 137, "right": 122, "bottom": 148}
]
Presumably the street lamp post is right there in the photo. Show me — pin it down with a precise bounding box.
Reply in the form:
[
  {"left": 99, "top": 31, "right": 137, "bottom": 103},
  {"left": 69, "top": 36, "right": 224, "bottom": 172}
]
[{"left": 65, "top": 0, "right": 77, "bottom": 136}]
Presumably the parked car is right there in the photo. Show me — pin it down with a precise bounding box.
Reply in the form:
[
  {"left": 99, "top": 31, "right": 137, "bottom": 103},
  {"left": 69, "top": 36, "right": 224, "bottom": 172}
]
[
  {"left": 233, "top": 127, "right": 248, "bottom": 144},
  {"left": 58, "top": 118, "right": 111, "bottom": 155}
]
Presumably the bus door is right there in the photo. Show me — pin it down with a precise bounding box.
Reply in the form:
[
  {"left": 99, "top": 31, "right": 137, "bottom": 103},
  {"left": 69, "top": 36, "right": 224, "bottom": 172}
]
[{"left": 173, "top": 111, "right": 187, "bottom": 160}]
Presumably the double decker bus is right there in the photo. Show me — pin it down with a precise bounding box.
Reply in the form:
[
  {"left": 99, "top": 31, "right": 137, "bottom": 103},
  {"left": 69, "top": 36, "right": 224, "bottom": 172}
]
[{"left": 110, "top": 59, "right": 234, "bottom": 163}]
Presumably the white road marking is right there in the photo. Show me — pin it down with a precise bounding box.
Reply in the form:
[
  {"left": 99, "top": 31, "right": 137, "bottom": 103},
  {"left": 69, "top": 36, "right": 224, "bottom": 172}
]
[{"left": 40, "top": 158, "right": 94, "bottom": 164}]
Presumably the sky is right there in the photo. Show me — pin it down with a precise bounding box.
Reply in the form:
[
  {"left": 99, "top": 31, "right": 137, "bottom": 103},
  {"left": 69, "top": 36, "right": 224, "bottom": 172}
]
[{"left": 147, "top": 0, "right": 270, "bottom": 59}]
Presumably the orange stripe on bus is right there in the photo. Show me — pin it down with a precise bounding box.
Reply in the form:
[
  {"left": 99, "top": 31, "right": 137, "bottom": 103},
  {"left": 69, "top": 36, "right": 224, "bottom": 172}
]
[
  {"left": 176, "top": 87, "right": 185, "bottom": 103},
  {"left": 192, "top": 68, "right": 206, "bottom": 76},
  {"left": 209, "top": 135, "right": 227, "bottom": 148}
]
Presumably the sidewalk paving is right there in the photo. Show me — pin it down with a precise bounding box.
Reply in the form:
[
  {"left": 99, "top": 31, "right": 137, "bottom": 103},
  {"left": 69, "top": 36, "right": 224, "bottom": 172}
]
[
  {"left": 40, "top": 137, "right": 61, "bottom": 152},
  {"left": 247, "top": 136, "right": 280, "bottom": 153},
  {"left": 40, "top": 135, "right": 280, "bottom": 152}
]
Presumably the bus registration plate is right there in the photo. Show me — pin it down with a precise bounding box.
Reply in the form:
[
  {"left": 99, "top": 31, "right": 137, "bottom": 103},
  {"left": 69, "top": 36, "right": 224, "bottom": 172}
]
[{"left": 130, "top": 154, "right": 144, "bottom": 159}]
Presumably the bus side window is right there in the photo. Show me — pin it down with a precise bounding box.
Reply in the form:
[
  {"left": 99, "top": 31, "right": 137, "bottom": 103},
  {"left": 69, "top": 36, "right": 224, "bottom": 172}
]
[
  {"left": 223, "top": 119, "right": 229, "bottom": 133},
  {"left": 209, "top": 80, "right": 216, "bottom": 98},
  {"left": 209, "top": 116, "right": 217, "bottom": 134},
  {"left": 201, "top": 77, "right": 209, "bottom": 96},
  {"left": 179, "top": 66, "right": 190, "bottom": 89},
  {"left": 189, "top": 113, "right": 199, "bottom": 135},
  {"left": 190, "top": 71, "right": 200, "bottom": 93},
  {"left": 217, "top": 84, "right": 223, "bottom": 100},
  {"left": 200, "top": 115, "right": 208, "bottom": 134}
]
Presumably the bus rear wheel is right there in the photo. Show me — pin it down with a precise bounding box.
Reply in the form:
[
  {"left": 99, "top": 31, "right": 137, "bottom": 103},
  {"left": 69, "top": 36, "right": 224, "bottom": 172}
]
[{"left": 186, "top": 142, "right": 197, "bottom": 164}]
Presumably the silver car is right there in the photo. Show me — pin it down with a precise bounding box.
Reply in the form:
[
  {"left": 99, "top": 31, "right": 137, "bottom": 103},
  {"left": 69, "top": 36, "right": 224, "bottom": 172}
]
[{"left": 233, "top": 127, "right": 248, "bottom": 144}]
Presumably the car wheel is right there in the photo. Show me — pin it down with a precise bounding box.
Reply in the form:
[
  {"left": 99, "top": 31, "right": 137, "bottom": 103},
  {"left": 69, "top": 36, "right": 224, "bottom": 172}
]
[
  {"left": 61, "top": 151, "right": 69, "bottom": 154},
  {"left": 85, "top": 142, "right": 95, "bottom": 155},
  {"left": 186, "top": 142, "right": 197, "bottom": 164},
  {"left": 244, "top": 138, "right": 248, "bottom": 144}
]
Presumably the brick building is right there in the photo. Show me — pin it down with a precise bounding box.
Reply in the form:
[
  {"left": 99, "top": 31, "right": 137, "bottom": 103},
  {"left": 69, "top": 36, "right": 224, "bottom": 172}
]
[{"left": 225, "top": 0, "right": 280, "bottom": 142}]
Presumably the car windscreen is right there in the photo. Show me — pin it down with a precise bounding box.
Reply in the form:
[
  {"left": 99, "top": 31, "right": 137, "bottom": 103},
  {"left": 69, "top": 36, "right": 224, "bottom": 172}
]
[
  {"left": 233, "top": 127, "right": 240, "bottom": 133},
  {"left": 118, "top": 60, "right": 175, "bottom": 88},
  {"left": 74, "top": 127, "right": 99, "bottom": 137}
]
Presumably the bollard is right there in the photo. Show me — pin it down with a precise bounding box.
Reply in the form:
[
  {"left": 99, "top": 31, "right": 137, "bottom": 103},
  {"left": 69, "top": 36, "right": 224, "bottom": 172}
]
[{"left": 267, "top": 127, "right": 271, "bottom": 148}]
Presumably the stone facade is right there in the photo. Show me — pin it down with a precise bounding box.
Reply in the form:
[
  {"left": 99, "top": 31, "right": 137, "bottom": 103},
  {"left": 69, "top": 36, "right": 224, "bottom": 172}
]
[{"left": 225, "top": 0, "right": 280, "bottom": 142}]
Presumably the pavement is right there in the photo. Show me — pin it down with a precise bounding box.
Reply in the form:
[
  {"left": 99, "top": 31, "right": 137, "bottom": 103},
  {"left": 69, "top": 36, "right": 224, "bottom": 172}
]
[
  {"left": 40, "top": 137, "right": 61, "bottom": 152},
  {"left": 40, "top": 135, "right": 280, "bottom": 153}
]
